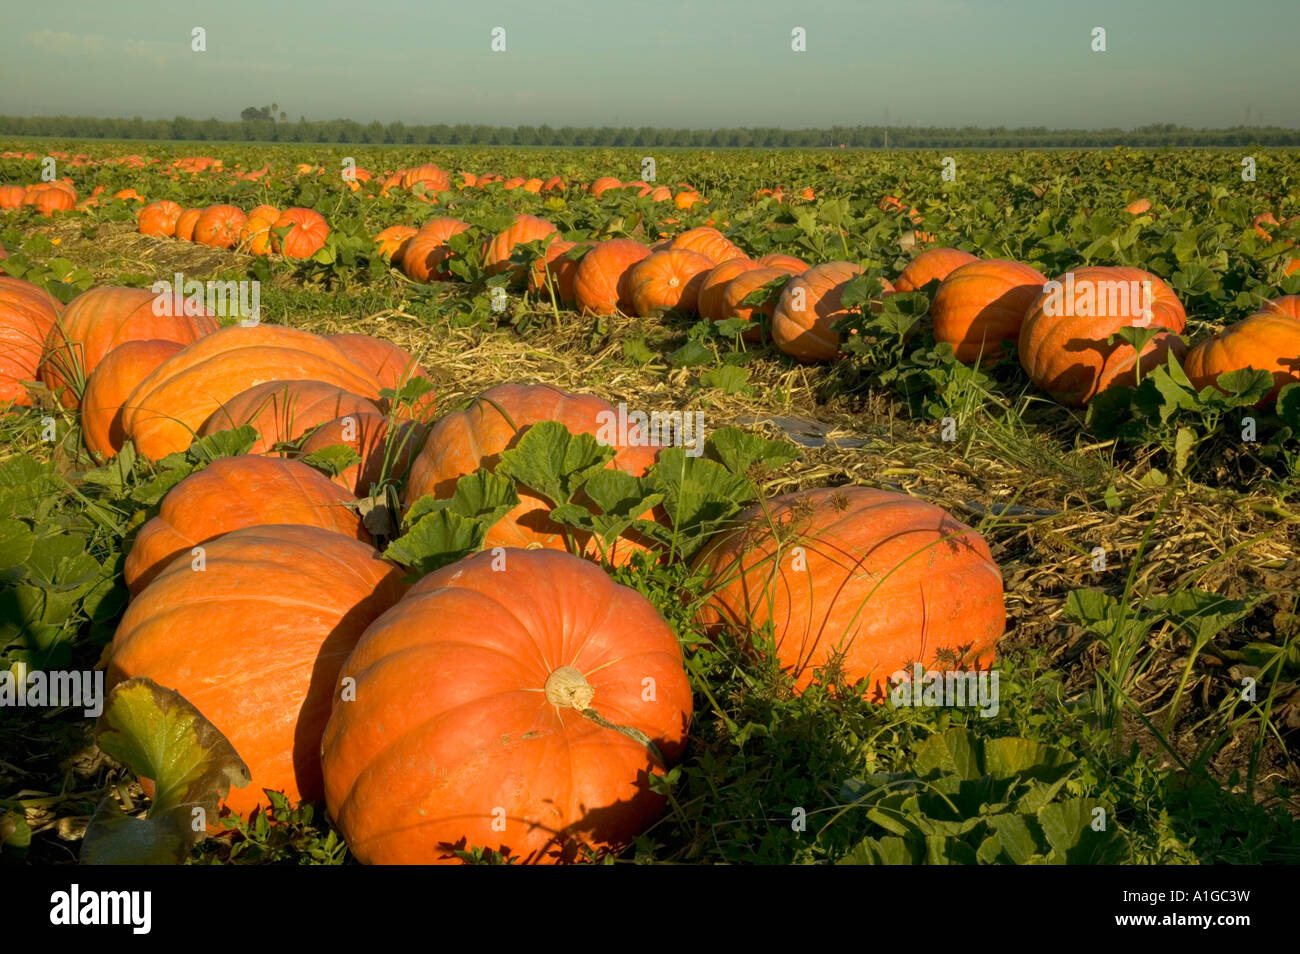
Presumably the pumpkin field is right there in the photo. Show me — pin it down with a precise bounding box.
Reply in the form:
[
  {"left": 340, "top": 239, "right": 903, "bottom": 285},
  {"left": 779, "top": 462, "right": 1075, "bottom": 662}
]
[{"left": 1, "top": 140, "right": 1298, "bottom": 869}]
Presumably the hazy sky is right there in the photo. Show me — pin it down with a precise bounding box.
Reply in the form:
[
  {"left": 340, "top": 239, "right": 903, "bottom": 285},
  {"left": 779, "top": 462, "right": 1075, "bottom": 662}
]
[{"left": 5, "top": 0, "right": 1297, "bottom": 129}]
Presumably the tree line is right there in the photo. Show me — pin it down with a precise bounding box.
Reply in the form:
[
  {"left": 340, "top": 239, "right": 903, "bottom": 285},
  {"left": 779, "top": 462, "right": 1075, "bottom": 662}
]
[{"left": 1, "top": 115, "right": 1297, "bottom": 148}]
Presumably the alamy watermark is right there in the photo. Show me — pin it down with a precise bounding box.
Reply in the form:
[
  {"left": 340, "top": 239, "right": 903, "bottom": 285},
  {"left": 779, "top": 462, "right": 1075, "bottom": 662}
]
[
  {"left": 594, "top": 402, "right": 705, "bottom": 457},
  {"left": 151, "top": 273, "right": 260, "bottom": 325},
  {"left": 0, "top": 663, "right": 103, "bottom": 717},
  {"left": 1039, "top": 272, "right": 1153, "bottom": 325},
  {"left": 888, "top": 663, "right": 1000, "bottom": 717}
]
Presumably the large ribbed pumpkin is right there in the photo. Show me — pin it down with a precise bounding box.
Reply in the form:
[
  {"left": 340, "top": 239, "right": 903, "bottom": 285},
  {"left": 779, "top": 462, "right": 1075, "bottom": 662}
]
[
  {"left": 198, "top": 379, "right": 383, "bottom": 454},
  {"left": 325, "top": 333, "right": 437, "bottom": 418},
  {"left": 401, "top": 218, "right": 471, "bottom": 282},
  {"left": 109, "top": 525, "right": 406, "bottom": 817},
  {"left": 482, "top": 215, "right": 559, "bottom": 284},
  {"left": 40, "top": 285, "right": 218, "bottom": 409},
  {"left": 930, "top": 259, "right": 1047, "bottom": 364},
  {"left": 122, "top": 325, "right": 384, "bottom": 459},
  {"left": 123, "top": 455, "right": 370, "bottom": 595},
  {"left": 0, "top": 277, "right": 63, "bottom": 407},
  {"left": 573, "top": 239, "right": 652, "bottom": 315},
  {"left": 695, "top": 486, "right": 1005, "bottom": 698},
  {"left": 404, "top": 383, "right": 658, "bottom": 563},
  {"left": 757, "top": 253, "right": 809, "bottom": 274},
  {"left": 296, "top": 412, "right": 428, "bottom": 496},
  {"left": 772, "top": 262, "right": 889, "bottom": 363},
  {"left": 1261, "top": 295, "right": 1300, "bottom": 321},
  {"left": 1018, "top": 266, "right": 1188, "bottom": 406},
  {"left": 137, "top": 200, "right": 184, "bottom": 238},
  {"left": 81, "top": 340, "right": 184, "bottom": 459},
  {"left": 270, "top": 207, "right": 329, "bottom": 259},
  {"left": 320, "top": 547, "right": 692, "bottom": 865},
  {"left": 627, "top": 249, "right": 715, "bottom": 316},
  {"left": 697, "top": 259, "right": 761, "bottom": 322},
  {"left": 718, "top": 266, "right": 792, "bottom": 340},
  {"left": 373, "top": 225, "right": 418, "bottom": 265},
  {"left": 528, "top": 240, "right": 593, "bottom": 306},
  {"left": 401, "top": 163, "right": 451, "bottom": 195},
  {"left": 893, "top": 247, "right": 978, "bottom": 293},
  {"left": 1183, "top": 312, "right": 1300, "bottom": 404},
  {"left": 667, "top": 227, "right": 745, "bottom": 266},
  {"left": 174, "top": 208, "right": 202, "bottom": 242},
  {"left": 193, "top": 205, "right": 246, "bottom": 249}
]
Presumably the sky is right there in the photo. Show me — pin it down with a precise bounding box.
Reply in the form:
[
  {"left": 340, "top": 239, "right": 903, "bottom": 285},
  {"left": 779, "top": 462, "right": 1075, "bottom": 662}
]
[{"left": 4, "top": 0, "right": 1298, "bottom": 129}]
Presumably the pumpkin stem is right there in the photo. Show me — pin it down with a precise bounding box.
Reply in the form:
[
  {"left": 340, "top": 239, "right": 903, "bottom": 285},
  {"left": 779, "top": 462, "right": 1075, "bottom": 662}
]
[{"left": 544, "top": 666, "right": 667, "bottom": 769}]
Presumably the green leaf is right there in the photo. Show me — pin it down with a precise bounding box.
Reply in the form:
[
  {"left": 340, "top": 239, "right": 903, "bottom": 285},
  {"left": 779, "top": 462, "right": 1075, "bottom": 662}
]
[
  {"left": 81, "top": 678, "right": 250, "bottom": 864},
  {"left": 300, "top": 444, "right": 363, "bottom": 478},
  {"left": 1141, "top": 589, "right": 1251, "bottom": 644},
  {"left": 185, "top": 426, "right": 258, "bottom": 464},
  {"left": 384, "top": 509, "right": 488, "bottom": 577},
  {"left": 699, "top": 364, "right": 753, "bottom": 396},
  {"left": 706, "top": 426, "right": 800, "bottom": 475},
  {"left": 496, "top": 420, "right": 614, "bottom": 508},
  {"left": 667, "top": 339, "right": 713, "bottom": 368},
  {"left": 914, "top": 727, "right": 981, "bottom": 781},
  {"left": 0, "top": 519, "right": 35, "bottom": 574}
]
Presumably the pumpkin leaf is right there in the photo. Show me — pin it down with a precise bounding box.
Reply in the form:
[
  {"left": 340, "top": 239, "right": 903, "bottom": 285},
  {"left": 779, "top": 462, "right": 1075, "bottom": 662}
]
[
  {"left": 384, "top": 509, "right": 487, "bottom": 577},
  {"left": 496, "top": 420, "right": 614, "bottom": 508},
  {"left": 647, "top": 449, "right": 754, "bottom": 557},
  {"left": 1141, "top": 589, "right": 1252, "bottom": 644},
  {"left": 706, "top": 426, "right": 800, "bottom": 476},
  {"left": 184, "top": 426, "right": 259, "bottom": 464},
  {"left": 81, "top": 677, "right": 250, "bottom": 865}
]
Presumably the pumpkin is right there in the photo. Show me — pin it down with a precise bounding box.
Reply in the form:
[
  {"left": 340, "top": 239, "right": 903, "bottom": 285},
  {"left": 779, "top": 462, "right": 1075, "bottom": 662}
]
[
  {"left": 123, "top": 455, "right": 370, "bottom": 594},
  {"left": 1125, "top": 198, "right": 1152, "bottom": 215},
  {"left": 401, "top": 163, "right": 451, "bottom": 195},
  {"left": 482, "top": 215, "right": 559, "bottom": 284},
  {"left": 1253, "top": 213, "right": 1280, "bottom": 241},
  {"left": 193, "top": 205, "right": 247, "bottom": 249},
  {"left": 526, "top": 239, "right": 585, "bottom": 303},
  {"left": 0, "top": 277, "right": 63, "bottom": 407},
  {"left": 110, "top": 524, "right": 406, "bottom": 817},
  {"left": 137, "top": 200, "right": 183, "bottom": 237},
  {"left": 1183, "top": 312, "right": 1300, "bottom": 404},
  {"left": 0, "top": 185, "right": 25, "bottom": 209},
  {"left": 239, "top": 208, "right": 279, "bottom": 256},
  {"left": 1261, "top": 295, "right": 1300, "bottom": 321},
  {"left": 930, "top": 259, "right": 1047, "bottom": 364},
  {"left": 296, "top": 412, "right": 428, "bottom": 496},
  {"left": 320, "top": 547, "right": 691, "bottom": 865},
  {"left": 32, "top": 187, "right": 75, "bottom": 216},
  {"left": 373, "top": 225, "right": 418, "bottom": 264},
  {"left": 122, "top": 325, "right": 385, "bottom": 459},
  {"left": 892, "top": 247, "right": 977, "bottom": 293},
  {"left": 589, "top": 176, "right": 622, "bottom": 197},
  {"left": 674, "top": 190, "right": 700, "bottom": 210},
  {"left": 757, "top": 253, "right": 809, "bottom": 274},
  {"left": 404, "top": 382, "right": 658, "bottom": 563},
  {"left": 695, "top": 486, "right": 1005, "bottom": 698},
  {"left": 572, "top": 239, "right": 652, "bottom": 315},
  {"left": 40, "top": 285, "right": 218, "bottom": 409},
  {"left": 81, "top": 340, "right": 184, "bottom": 459},
  {"left": 401, "top": 218, "right": 471, "bottom": 282},
  {"left": 174, "top": 207, "right": 202, "bottom": 242},
  {"left": 541, "top": 175, "right": 565, "bottom": 192},
  {"left": 697, "top": 259, "right": 762, "bottom": 322},
  {"left": 772, "top": 262, "right": 890, "bottom": 363},
  {"left": 667, "top": 227, "right": 745, "bottom": 266},
  {"left": 649, "top": 186, "right": 673, "bottom": 202},
  {"left": 718, "top": 266, "right": 791, "bottom": 339},
  {"left": 1019, "top": 266, "right": 1188, "bottom": 406},
  {"left": 271, "top": 207, "right": 329, "bottom": 258},
  {"left": 627, "top": 249, "right": 715, "bottom": 316},
  {"left": 325, "top": 333, "right": 437, "bottom": 418},
  {"left": 198, "top": 379, "right": 383, "bottom": 454}
]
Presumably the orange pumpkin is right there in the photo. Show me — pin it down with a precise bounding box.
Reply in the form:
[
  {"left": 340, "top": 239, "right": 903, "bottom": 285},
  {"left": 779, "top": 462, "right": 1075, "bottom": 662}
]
[
  {"left": 697, "top": 259, "right": 762, "bottom": 322},
  {"left": 1183, "top": 312, "right": 1300, "bottom": 404},
  {"left": 930, "top": 259, "right": 1047, "bottom": 364},
  {"left": 110, "top": 524, "right": 406, "bottom": 818},
  {"left": 627, "top": 249, "right": 715, "bottom": 316},
  {"left": 0, "top": 277, "right": 63, "bottom": 407},
  {"left": 403, "top": 382, "right": 659, "bottom": 563},
  {"left": 0, "top": 185, "right": 25, "bottom": 209},
  {"left": 198, "top": 379, "right": 383, "bottom": 454},
  {"left": 193, "top": 205, "right": 247, "bottom": 249},
  {"left": 695, "top": 486, "right": 1005, "bottom": 698},
  {"left": 1261, "top": 295, "right": 1300, "bottom": 321},
  {"left": 40, "top": 285, "right": 218, "bottom": 409},
  {"left": 122, "top": 325, "right": 385, "bottom": 459},
  {"left": 136, "top": 200, "right": 183, "bottom": 237},
  {"left": 271, "top": 207, "right": 329, "bottom": 259},
  {"left": 667, "top": 227, "right": 745, "bottom": 266},
  {"left": 572, "top": 239, "right": 653, "bottom": 315},
  {"left": 326, "top": 333, "right": 437, "bottom": 419},
  {"left": 81, "top": 340, "right": 185, "bottom": 459},
  {"left": 320, "top": 547, "right": 692, "bottom": 865},
  {"left": 1125, "top": 199, "right": 1153, "bottom": 215},
  {"left": 892, "top": 247, "right": 977, "bottom": 293},
  {"left": 482, "top": 214, "right": 559, "bottom": 284},
  {"left": 590, "top": 176, "right": 622, "bottom": 197},
  {"left": 174, "top": 207, "right": 202, "bottom": 242},
  {"left": 401, "top": 163, "right": 451, "bottom": 196},
  {"left": 295, "top": 412, "right": 428, "bottom": 497},
  {"left": 374, "top": 225, "right": 418, "bottom": 264},
  {"left": 401, "top": 218, "right": 470, "bottom": 282},
  {"left": 1018, "top": 266, "right": 1188, "bottom": 406},
  {"left": 123, "top": 455, "right": 371, "bottom": 595},
  {"left": 772, "top": 262, "right": 890, "bottom": 363},
  {"left": 757, "top": 253, "right": 809, "bottom": 274},
  {"left": 718, "top": 266, "right": 792, "bottom": 339}
]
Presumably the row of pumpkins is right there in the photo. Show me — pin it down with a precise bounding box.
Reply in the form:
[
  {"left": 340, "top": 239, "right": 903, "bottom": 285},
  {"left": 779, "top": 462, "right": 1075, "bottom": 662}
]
[
  {"left": 374, "top": 212, "right": 1300, "bottom": 404},
  {"left": 134, "top": 200, "right": 331, "bottom": 259},
  {"left": 0, "top": 277, "right": 1006, "bottom": 864}
]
